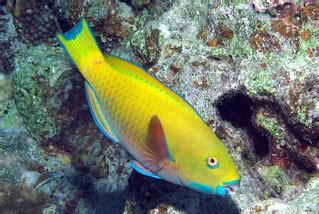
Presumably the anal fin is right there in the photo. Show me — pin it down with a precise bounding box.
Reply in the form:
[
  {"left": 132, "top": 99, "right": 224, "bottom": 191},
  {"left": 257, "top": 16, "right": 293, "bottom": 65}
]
[
  {"left": 129, "top": 160, "right": 161, "bottom": 179},
  {"left": 84, "top": 81, "right": 119, "bottom": 143}
]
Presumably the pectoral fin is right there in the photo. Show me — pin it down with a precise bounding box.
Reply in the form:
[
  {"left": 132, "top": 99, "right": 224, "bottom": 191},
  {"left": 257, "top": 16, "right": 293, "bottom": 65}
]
[{"left": 140, "top": 116, "right": 173, "bottom": 173}]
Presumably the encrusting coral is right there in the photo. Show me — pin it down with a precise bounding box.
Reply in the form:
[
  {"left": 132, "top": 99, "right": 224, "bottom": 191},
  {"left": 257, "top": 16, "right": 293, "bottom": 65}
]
[{"left": 0, "top": 0, "right": 318, "bottom": 213}]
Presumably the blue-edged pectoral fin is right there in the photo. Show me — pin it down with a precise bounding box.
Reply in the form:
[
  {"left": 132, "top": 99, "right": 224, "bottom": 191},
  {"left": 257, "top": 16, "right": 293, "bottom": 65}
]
[{"left": 84, "top": 81, "right": 119, "bottom": 143}]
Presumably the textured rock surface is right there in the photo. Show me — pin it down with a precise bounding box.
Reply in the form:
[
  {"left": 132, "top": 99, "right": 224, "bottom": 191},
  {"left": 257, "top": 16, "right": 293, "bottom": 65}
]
[
  {"left": 6, "top": 0, "right": 61, "bottom": 45},
  {"left": 0, "top": 0, "right": 318, "bottom": 213},
  {"left": 0, "top": 7, "right": 16, "bottom": 74}
]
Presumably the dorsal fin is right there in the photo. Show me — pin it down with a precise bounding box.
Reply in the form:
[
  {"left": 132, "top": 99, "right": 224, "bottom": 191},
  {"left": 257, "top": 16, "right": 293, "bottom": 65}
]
[
  {"left": 104, "top": 55, "right": 205, "bottom": 121},
  {"left": 104, "top": 55, "right": 187, "bottom": 104}
]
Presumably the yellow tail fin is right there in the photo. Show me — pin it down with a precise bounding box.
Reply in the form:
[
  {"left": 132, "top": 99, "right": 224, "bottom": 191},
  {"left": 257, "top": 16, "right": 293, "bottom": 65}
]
[{"left": 57, "top": 18, "right": 104, "bottom": 71}]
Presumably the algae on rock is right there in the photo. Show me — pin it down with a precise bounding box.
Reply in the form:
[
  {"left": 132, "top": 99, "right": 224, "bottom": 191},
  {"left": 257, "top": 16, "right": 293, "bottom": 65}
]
[
  {"left": 12, "top": 44, "right": 73, "bottom": 142},
  {"left": 260, "top": 166, "right": 289, "bottom": 194},
  {"left": 1, "top": 0, "right": 319, "bottom": 213}
]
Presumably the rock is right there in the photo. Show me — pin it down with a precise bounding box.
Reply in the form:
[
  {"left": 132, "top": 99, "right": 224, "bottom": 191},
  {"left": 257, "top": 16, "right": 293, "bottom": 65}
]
[
  {"left": 0, "top": 7, "right": 17, "bottom": 74},
  {"left": 0, "top": 74, "right": 11, "bottom": 100},
  {"left": 131, "top": 0, "right": 150, "bottom": 8},
  {"left": 6, "top": 0, "right": 61, "bottom": 46},
  {"left": 12, "top": 44, "right": 73, "bottom": 142},
  {"left": 54, "top": 0, "right": 135, "bottom": 47},
  {"left": 149, "top": 1, "right": 319, "bottom": 212},
  {"left": 259, "top": 166, "right": 290, "bottom": 194},
  {"left": 9, "top": 39, "right": 133, "bottom": 212},
  {"left": 131, "top": 28, "right": 160, "bottom": 66},
  {"left": 1, "top": 0, "right": 319, "bottom": 213}
]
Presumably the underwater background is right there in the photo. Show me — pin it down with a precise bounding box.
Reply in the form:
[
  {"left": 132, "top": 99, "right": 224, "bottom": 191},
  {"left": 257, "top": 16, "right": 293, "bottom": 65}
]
[{"left": 0, "top": 0, "right": 318, "bottom": 213}]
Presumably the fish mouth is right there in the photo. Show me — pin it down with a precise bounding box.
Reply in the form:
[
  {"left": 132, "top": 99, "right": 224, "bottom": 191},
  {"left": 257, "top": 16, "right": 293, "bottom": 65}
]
[{"left": 223, "top": 180, "right": 240, "bottom": 195}]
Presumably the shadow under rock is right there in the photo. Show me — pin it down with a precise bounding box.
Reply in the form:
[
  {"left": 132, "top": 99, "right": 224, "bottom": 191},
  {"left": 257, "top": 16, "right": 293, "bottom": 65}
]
[
  {"left": 127, "top": 171, "right": 240, "bottom": 214},
  {"left": 68, "top": 171, "right": 127, "bottom": 214},
  {"left": 67, "top": 169, "right": 239, "bottom": 213}
]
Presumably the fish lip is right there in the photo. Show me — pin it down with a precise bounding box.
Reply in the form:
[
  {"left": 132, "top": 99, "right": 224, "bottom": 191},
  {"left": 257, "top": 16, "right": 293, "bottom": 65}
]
[{"left": 223, "top": 180, "right": 240, "bottom": 195}]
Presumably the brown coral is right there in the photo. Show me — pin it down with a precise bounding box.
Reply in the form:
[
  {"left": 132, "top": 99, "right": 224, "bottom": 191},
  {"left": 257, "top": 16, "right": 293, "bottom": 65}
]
[
  {"left": 217, "top": 22, "right": 233, "bottom": 40},
  {"left": 7, "top": 0, "right": 61, "bottom": 45},
  {"left": 250, "top": 29, "right": 281, "bottom": 53},
  {"left": 301, "top": 4, "right": 319, "bottom": 20},
  {"left": 131, "top": 28, "right": 160, "bottom": 66},
  {"left": 208, "top": 22, "right": 234, "bottom": 47},
  {"left": 103, "top": 10, "right": 130, "bottom": 42}
]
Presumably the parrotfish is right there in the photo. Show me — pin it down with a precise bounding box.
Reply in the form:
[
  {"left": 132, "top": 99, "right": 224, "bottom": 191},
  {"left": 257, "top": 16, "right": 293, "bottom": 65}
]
[{"left": 57, "top": 18, "right": 240, "bottom": 196}]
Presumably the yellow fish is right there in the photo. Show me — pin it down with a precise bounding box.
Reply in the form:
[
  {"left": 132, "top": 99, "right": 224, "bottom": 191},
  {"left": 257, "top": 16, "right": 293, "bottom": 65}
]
[{"left": 57, "top": 18, "right": 240, "bottom": 196}]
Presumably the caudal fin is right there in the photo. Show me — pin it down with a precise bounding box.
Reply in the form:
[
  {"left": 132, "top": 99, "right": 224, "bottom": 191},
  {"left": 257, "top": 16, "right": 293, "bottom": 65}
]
[{"left": 57, "top": 18, "right": 104, "bottom": 70}]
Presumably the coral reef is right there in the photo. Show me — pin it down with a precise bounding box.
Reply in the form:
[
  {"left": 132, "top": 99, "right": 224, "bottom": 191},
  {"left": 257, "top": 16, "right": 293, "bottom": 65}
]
[
  {"left": 12, "top": 44, "right": 73, "bottom": 142},
  {"left": 0, "top": 0, "right": 318, "bottom": 213},
  {"left": 0, "top": 6, "right": 16, "bottom": 74},
  {"left": 0, "top": 159, "right": 55, "bottom": 213},
  {"left": 54, "top": 0, "right": 135, "bottom": 49},
  {"left": 6, "top": 0, "right": 61, "bottom": 45},
  {"left": 259, "top": 165, "right": 289, "bottom": 194},
  {"left": 131, "top": 27, "right": 160, "bottom": 66}
]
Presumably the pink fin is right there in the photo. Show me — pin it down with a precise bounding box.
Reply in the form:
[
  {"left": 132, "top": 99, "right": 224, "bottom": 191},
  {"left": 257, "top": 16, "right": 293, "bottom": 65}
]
[
  {"left": 129, "top": 160, "right": 161, "bottom": 179},
  {"left": 141, "top": 116, "right": 171, "bottom": 173}
]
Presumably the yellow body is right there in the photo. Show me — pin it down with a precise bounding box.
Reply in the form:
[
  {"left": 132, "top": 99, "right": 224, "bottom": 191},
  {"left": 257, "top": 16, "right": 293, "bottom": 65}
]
[{"left": 57, "top": 18, "right": 240, "bottom": 195}]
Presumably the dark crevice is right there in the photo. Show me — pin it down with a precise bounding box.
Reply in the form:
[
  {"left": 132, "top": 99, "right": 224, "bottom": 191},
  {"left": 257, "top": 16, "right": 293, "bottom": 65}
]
[
  {"left": 0, "top": 0, "right": 8, "bottom": 7},
  {"left": 287, "top": 147, "right": 317, "bottom": 173},
  {"left": 216, "top": 90, "right": 317, "bottom": 173},
  {"left": 252, "top": 99, "right": 315, "bottom": 145},
  {"left": 216, "top": 91, "right": 270, "bottom": 157},
  {"left": 216, "top": 92, "right": 253, "bottom": 129},
  {"left": 56, "top": 18, "right": 72, "bottom": 33}
]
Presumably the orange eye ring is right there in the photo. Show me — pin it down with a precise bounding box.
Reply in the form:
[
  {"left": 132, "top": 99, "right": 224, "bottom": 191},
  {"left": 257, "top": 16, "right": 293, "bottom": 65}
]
[{"left": 207, "top": 157, "right": 219, "bottom": 169}]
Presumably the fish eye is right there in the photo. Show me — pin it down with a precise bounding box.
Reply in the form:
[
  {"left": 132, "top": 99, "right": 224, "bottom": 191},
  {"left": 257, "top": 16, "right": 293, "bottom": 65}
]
[{"left": 207, "top": 157, "right": 219, "bottom": 169}]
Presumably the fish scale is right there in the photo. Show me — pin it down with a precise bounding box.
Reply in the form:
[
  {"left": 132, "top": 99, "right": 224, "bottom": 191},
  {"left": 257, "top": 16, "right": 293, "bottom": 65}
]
[
  {"left": 112, "top": 76, "right": 164, "bottom": 143},
  {"left": 57, "top": 18, "right": 240, "bottom": 196}
]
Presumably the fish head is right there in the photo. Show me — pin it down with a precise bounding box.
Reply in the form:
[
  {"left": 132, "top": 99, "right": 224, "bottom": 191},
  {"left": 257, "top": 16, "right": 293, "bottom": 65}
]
[{"left": 177, "top": 131, "right": 240, "bottom": 196}]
